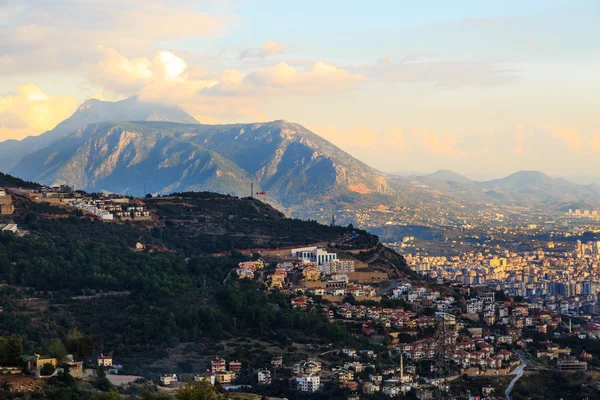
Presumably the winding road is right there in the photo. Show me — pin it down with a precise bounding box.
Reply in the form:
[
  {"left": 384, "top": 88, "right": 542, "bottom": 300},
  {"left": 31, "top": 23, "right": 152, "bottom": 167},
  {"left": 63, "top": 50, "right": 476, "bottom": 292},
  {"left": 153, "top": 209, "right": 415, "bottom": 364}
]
[{"left": 505, "top": 352, "right": 527, "bottom": 400}]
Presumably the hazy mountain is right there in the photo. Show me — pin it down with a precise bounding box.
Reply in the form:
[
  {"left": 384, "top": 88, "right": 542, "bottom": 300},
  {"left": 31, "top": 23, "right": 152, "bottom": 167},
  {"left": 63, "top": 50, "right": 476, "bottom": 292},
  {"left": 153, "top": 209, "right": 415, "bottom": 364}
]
[
  {"left": 478, "top": 170, "right": 600, "bottom": 204},
  {"left": 12, "top": 120, "right": 391, "bottom": 207},
  {"left": 0, "top": 96, "right": 198, "bottom": 172},
  {"left": 426, "top": 169, "right": 473, "bottom": 184}
]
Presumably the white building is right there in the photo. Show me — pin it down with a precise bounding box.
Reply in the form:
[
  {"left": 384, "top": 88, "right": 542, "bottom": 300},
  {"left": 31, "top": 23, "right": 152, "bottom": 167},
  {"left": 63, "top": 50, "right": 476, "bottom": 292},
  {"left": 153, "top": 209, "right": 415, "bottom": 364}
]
[
  {"left": 257, "top": 369, "right": 271, "bottom": 385},
  {"left": 296, "top": 375, "right": 320, "bottom": 392},
  {"left": 2, "top": 224, "right": 18, "bottom": 233},
  {"left": 96, "top": 354, "right": 113, "bottom": 367},
  {"left": 160, "top": 374, "right": 178, "bottom": 385},
  {"left": 291, "top": 246, "right": 337, "bottom": 266}
]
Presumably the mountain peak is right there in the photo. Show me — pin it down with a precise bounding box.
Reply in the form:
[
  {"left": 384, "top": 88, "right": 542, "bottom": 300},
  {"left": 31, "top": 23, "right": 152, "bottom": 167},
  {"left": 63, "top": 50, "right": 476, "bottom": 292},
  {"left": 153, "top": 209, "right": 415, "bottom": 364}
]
[{"left": 427, "top": 169, "right": 473, "bottom": 184}]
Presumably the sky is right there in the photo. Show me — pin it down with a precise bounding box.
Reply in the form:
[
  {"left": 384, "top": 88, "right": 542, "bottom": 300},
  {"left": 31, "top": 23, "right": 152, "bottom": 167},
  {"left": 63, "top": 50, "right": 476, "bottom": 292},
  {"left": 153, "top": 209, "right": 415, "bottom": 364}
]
[{"left": 0, "top": 0, "right": 599, "bottom": 180}]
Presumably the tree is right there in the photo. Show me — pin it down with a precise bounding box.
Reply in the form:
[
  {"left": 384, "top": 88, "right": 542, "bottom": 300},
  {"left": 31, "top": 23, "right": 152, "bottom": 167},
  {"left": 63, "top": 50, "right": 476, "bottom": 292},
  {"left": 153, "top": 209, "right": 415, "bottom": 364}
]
[
  {"left": 66, "top": 329, "right": 94, "bottom": 359},
  {"left": 6, "top": 334, "right": 23, "bottom": 365},
  {"left": 93, "top": 367, "right": 113, "bottom": 392},
  {"left": 175, "top": 380, "right": 227, "bottom": 400},
  {"left": 48, "top": 339, "right": 68, "bottom": 362},
  {"left": 40, "top": 363, "right": 56, "bottom": 376}
]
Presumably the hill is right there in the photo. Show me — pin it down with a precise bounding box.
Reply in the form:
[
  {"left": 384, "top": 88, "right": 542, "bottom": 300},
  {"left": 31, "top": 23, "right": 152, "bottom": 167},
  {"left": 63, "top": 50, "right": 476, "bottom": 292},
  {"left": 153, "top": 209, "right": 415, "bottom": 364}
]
[
  {"left": 0, "top": 189, "right": 412, "bottom": 380},
  {"left": 0, "top": 171, "right": 39, "bottom": 189},
  {"left": 0, "top": 96, "right": 198, "bottom": 172}
]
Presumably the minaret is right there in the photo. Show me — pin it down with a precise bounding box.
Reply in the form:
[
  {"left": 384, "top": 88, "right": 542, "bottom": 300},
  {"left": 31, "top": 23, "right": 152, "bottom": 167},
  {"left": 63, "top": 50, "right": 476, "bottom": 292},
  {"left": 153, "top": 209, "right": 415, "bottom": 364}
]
[{"left": 400, "top": 352, "right": 404, "bottom": 382}]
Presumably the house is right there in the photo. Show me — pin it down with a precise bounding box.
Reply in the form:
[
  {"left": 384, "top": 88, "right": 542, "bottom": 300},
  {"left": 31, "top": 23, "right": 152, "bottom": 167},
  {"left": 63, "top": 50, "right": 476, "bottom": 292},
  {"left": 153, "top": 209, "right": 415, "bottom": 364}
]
[
  {"left": 2, "top": 224, "right": 18, "bottom": 233},
  {"left": 160, "top": 374, "right": 178, "bottom": 385},
  {"left": 363, "top": 381, "right": 380, "bottom": 394},
  {"left": 97, "top": 354, "right": 113, "bottom": 367},
  {"left": 194, "top": 374, "right": 216, "bottom": 385},
  {"left": 62, "top": 355, "right": 84, "bottom": 378},
  {"left": 295, "top": 375, "right": 320, "bottom": 392},
  {"left": 257, "top": 369, "right": 271, "bottom": 385},
  {"left": 293, "top": 360, "right": 321, "bottom": 376},
  {"left": 211, "top": 358, "right": 227, "bottom": 373},
  {"left": 228, "top": 360, "right": 242, "bottom": 372},
  {"left": 342, "top": 348, "right": 357, "bottom": 358},
  {"left": 21, "top": 354, "right": 58, "bottom": 375},
  {"left": 271, "top": 356, "right": 283, "bottom": 368},
  {"left": 215, "top": 371, "right": 236, "bottom": 385}
]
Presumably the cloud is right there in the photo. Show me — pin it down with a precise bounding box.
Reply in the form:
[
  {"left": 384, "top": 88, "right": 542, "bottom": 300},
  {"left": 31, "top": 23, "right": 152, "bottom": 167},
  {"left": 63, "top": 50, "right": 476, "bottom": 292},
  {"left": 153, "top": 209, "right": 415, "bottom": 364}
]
[
  {"left": 240, "top": 40, "right": 287, "bottom": 59},
  {"left": 413, "top": 129, "right": 468, "bottom": 158},
  {"left": 208, "top": 61, "right": 365, "bottom": 95},
  {"left": 509, "top": 123, "right": 585, "bottom": 154},
  {"left": 308, "top": 126, "right": 406, "bottom": 163},
  {"left": 87, "top": 47, "right": 217, "bottom": 105},
  {"left": 354, "top": 54, "right": 517, "bottom": 87},
  {"left": 591, "top": 131, "right": 600, "bottom": 151},
  {"left": 0, "top": 84, "right": 78, "bottom": 140},
  {"left": 260, "top": 40, "right": 286, "bottom": 57},
  {"left": 0, "top": 0, "right": 230, "bottom": 75}
]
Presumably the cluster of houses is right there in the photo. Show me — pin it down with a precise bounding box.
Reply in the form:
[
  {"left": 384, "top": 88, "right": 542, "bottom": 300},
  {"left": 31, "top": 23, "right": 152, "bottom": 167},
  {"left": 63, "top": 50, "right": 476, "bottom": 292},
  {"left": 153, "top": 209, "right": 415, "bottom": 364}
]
[
  {"left": 71, "top": 198, "right": 150, "bottom": 221},
  {"left": 235, "top": 260, "right": 265, "bottom": 280}
]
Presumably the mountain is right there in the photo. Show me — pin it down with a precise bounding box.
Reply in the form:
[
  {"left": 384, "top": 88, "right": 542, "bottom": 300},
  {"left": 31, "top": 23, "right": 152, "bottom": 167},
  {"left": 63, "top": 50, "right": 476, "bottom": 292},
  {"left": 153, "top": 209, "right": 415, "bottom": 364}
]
[
  {"left": 0, "top": 96, "right": 198, "bottom": 172},
  {"left": 479, "top": 170, "right": 600, "bottom": 204},
  {"left": 11, "top": 120, "right": 391, "bottom": 207},
  {"left": 426, "top": 169, "right": 473, "bottom": 184}
]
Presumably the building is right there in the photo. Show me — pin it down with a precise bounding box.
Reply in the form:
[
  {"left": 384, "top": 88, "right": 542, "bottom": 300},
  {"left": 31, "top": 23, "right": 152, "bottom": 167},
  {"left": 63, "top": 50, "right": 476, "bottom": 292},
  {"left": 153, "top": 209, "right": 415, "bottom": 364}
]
[
  {"left": 321, "top": 260, "right": 355, "bottom": 275},
  {"left": 62, "top": 355, "right": 84, "bottom": 378},
  {"left": 160, "top": 374, "right": 178, "bottom": 385},
  {"left": 21, "top": 354, "right": 58, "bottom": 375},
  {"left": 228, "top": 360, "right": 242, "bottom": 372},
  {"left": 271, "top": 356, "right": 283, "bottom": 368},
  {"left": 293, "top": 360, "right": 321, "bottom": 376},
  {"left": 215, "top": 371, "right": 236, "bottom": 385},
  {"left": 557, "top": 358, "right": 587, "bottom": 371},
  {"left": 2, "top": 224, "right": 18, "bottom": 233},
  {"left": 291, "top": 246, "right": 337, "bottom": 266},
  {"left": 211, "top": 358, "right": 227, "bottom": 373},
  {"left": 0, "top": 204, "right": 14, "bottom": 215},
  {"left": 295, "top": 375, "right": 320, "bottom": 392},
  {"left": 97, "top": 354, "right": 113, "bottom": 367},
  {"left": 257, "top": 369, "right": 271, "bottom": 385}
]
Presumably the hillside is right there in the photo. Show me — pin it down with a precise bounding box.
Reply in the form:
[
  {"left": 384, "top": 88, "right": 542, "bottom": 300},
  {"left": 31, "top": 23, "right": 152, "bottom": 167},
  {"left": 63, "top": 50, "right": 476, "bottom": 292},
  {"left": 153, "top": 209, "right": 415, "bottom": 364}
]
[
  {"left": 0, "top": 189, "right": 412, "bottom": 380},
  {"left": 0, "top": 171, "right": 39, "bottom": 189}
]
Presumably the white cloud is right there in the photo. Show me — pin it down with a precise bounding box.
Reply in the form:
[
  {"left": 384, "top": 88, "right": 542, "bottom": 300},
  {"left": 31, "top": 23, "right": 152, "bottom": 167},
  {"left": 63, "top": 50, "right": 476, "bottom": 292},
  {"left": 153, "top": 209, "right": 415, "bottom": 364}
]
[
  {"left": 0, "top": 0, "right": 230, "bottom": 75},
  {"left": 209, "top": 61, "right": 365, "bottom": 95},
  {"left": 354, "top": 54, "right": 517, "bottom": 87},
  {"left": 87, "top": 47, "right": 217, "bottom": 105},
  {"left": 260, "top": 40, "right": 286, "bottom": 57}
]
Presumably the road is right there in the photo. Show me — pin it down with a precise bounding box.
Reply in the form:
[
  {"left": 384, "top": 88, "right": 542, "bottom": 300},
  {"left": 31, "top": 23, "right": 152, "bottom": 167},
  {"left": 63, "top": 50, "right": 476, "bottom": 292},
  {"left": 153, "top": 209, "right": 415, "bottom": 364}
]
[
  {"left": 505, "top": 352, "right": 527, "bottom": 400},
  {"left": 376, "top": 280, "right": 400, "bottom": 296}
]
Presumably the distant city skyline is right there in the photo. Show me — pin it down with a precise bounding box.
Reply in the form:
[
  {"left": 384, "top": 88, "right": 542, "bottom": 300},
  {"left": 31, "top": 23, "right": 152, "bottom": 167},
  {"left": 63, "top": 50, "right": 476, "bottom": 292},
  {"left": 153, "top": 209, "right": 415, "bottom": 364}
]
[{"left": 0, "top": 0, "right": 599, "bottom": 178}]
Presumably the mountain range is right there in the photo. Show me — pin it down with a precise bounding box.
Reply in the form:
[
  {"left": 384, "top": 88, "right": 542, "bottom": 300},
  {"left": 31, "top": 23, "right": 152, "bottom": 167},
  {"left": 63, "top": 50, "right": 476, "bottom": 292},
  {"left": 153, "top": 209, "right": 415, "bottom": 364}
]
[{"left": 2, "top": 96, "right": 600, "bottom": 215}]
